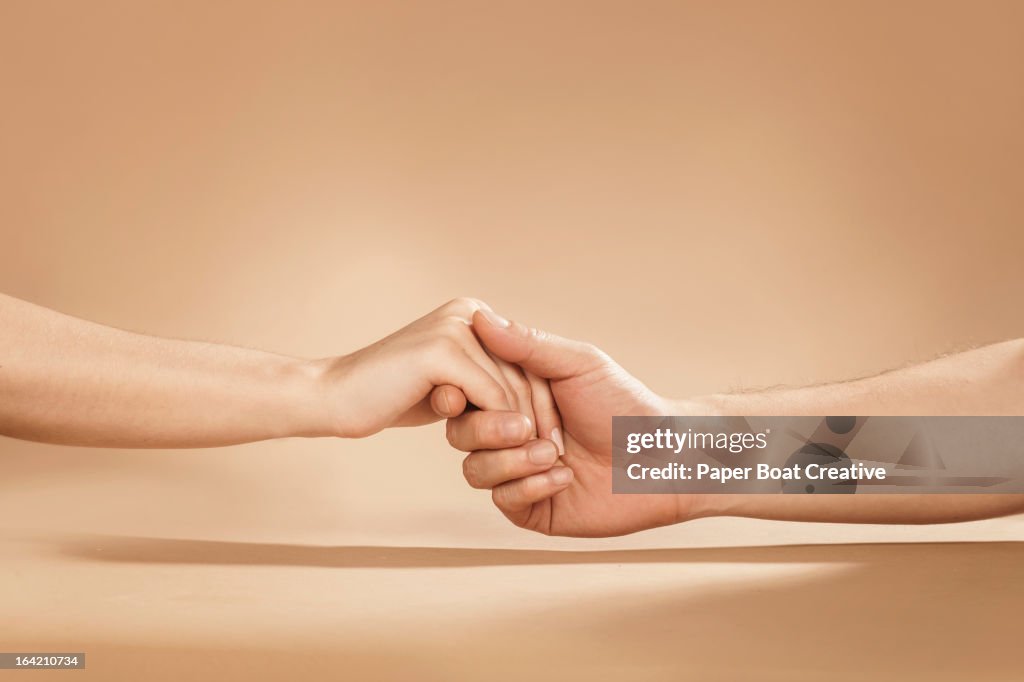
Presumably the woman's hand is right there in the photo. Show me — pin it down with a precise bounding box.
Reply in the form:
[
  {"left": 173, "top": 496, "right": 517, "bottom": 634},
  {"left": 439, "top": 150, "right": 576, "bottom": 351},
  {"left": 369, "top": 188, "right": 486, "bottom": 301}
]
[
  {"left": 314, "top": 298, "right": 540, "bottom": 439},
  {"left": 0, "top": 292, "right": 547, "bottom": 449}
]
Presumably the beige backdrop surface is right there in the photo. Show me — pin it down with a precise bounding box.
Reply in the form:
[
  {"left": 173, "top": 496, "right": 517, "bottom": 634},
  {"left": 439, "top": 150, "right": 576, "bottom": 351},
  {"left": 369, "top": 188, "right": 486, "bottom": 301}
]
[{"left": 2, "top": 2, "right": 1023, "bottom": 680}]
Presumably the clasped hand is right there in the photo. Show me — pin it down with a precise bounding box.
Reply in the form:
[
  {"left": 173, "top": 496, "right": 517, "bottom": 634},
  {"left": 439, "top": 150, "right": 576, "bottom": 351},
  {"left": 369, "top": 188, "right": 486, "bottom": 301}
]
[{"left": 332, "top": 298, "right": 696, "bottom": 537}]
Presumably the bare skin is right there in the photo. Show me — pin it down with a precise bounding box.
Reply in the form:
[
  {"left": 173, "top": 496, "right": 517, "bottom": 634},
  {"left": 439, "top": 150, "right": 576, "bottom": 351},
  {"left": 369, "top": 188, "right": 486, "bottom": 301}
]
[
  {"left": 4, "top": 292, "right": 1022, "bottom": 536},
  {"left": 447, "top": 309, "right": 1024, "bottom": 537},
  {"left": 0, "top": 295, "right": 544, "bottom": 447}
]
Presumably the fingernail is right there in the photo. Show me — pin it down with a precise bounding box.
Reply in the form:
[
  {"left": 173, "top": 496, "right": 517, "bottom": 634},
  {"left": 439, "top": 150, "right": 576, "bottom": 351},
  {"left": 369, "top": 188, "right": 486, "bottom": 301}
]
[
  {"left": 550, "top": 427, "right": 566, "bottom": 456},
  {"left": 502, "top": 416, "right": 527, "bottom": 441},
  {"left": 479, "top": 308, "right": 510, "bottom": 328},
  {"left": 439, "top": 389, "right": 451, "bottom": 415},
  {"left": 528, "top": 440, "right": 558, "bottom": 465},
  {"left": 550, "top": 467, "right": 574, "bottom": 486}
]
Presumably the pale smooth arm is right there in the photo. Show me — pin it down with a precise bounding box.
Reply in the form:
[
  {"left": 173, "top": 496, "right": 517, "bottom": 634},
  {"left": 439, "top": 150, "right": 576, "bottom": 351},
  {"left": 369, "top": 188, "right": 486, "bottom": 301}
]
[
  {"left": 0, "top": 295, "right": 516, "bottom": 448},
  {"left": 0, "top": 294, "right": 329, "bottom": 447}
]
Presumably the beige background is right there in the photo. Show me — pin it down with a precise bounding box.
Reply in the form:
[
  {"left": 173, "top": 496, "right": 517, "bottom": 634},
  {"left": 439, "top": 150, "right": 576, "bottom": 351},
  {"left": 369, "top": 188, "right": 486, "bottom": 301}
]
[{"left": 2, "top": 1, "right": 1023, "bottom": 680}]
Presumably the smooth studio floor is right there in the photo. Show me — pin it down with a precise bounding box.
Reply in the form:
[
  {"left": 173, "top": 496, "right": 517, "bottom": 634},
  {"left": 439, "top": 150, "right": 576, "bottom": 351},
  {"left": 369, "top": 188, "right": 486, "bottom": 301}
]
[{"left": 2, "top": 433, "right": 1021, "bottom": 681}]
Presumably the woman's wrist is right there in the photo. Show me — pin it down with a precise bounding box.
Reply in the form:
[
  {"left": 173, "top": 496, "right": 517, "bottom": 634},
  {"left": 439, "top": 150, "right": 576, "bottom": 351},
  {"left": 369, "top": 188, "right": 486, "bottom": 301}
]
[{"left": 276, "top": 357, "right": 339, "bottom": 439}]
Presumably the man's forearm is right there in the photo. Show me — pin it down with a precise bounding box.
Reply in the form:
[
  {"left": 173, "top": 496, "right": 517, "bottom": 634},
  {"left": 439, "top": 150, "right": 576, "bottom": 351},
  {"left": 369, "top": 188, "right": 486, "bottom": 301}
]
[
  {"left": 701, "top": 491, "right": 1024, "bottom": 524},
  {"left": 0, "top": 294, "right": 327, "bottom": 447},
  {"left": 677, "top": 338, "right": 1024, "bottom": 523},
  {"left": 690, "top": 339, "right": 1024, "bottom": 417}
]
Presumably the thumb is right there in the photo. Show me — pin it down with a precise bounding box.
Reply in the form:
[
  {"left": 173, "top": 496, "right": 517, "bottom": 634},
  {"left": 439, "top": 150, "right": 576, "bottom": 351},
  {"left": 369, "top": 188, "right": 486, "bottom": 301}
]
[
  {"left": 429, "top": 384, "right": 468, "bottom": 418},
  {"left": 472, "top": 309, "right": 604, "bottom": 380}
]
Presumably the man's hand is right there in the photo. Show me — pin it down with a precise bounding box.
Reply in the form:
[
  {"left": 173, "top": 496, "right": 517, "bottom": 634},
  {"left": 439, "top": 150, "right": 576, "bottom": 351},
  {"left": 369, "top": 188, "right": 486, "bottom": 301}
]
[
  {"left": 448, "top": 311, "right": 1024, "bottom": 533},
  {"left": 445, "top": 310, "right": 709, "bottom": 537}
]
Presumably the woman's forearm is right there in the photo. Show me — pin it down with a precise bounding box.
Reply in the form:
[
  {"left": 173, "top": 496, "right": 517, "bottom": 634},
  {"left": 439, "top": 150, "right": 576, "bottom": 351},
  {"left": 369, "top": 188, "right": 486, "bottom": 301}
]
[
  {"left": 0, "top": 294, "right": 326, "bottom": 447},
  {"left": 681, "top": 339, "right": 1024, "bottom": 524}
]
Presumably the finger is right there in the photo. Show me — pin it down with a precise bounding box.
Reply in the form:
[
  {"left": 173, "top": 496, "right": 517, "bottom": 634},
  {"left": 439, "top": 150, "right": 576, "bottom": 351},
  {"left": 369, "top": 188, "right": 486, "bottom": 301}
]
[
  {"left": 445, "top": 409, "right": 533, "bottom": 451},
  {"left": 431, "top": 347, "right": 511, "bottom": 413},
  {"left": 472, "top": 310, "right": 604, "bottom": 380},
  {"left": 491, "top": 355, "right": 539, "bottom": 438},
  {"left": 492, "top": 467, "right": 574, "bottom": 515},
  {"left": 524, "top": 371, "right": 563, "bottom": 452},
  {"left": 418, "top": 299, "right": 516, "bottom": 409},
  {"left": 451, "top": 326, "right": 516, "bottom": 409},
  {"left": 491, "top": 355, "right": 525, "bottom": 413},
  {"left": 429, "top": 384, "right": 468, "bottom": 419},
  {"left": 462, "top": 439, "right": 559, "bottom": 489}
]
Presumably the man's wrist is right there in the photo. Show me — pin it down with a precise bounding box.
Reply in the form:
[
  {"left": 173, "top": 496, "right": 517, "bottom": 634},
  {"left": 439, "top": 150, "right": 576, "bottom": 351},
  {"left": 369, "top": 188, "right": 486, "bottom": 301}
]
[
  {"left": 665, "top": 394, "right": 726, "bottom": 417},
  {"left": 658, "top": 395, "right": 725, "bottom": 522}
]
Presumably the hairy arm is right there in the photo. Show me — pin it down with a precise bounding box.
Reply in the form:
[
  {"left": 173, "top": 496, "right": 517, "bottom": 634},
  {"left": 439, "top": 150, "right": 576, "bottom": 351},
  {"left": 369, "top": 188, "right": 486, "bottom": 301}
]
[
  {"left": 690, "top": 339, "right": 1024, "bottom": 417},
  {"left": 448, "top": 311, "right": 1024, "bottom": 537},
  {"left": 680, "top": 340, "right": 1024, "bottom": 524}
]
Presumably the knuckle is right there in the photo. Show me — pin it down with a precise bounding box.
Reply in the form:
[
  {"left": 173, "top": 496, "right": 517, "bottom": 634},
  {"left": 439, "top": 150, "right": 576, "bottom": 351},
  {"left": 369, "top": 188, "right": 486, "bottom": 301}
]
[
  {"left": 520, "top": 327, "right": 549, "bottom": 362},
  {"left": 443, "top": 316, "right": 474, "bottom": 339},
  {"left": 428, "top": 334, "right": 461, "bottom": 360},
  {"left": 491, "top": 485, "right": 512, "bottom": 510},
  {"left": 526, "top": 326, "right": 547, "bottom": 345},
  {"left": 579, "top": 340, "right": 606, "bottom": 362},
  {"left": 440, "top": 297, "right": 467, "bottom": 313},
  {"left": 445, "top": 419, "right": 460, "bottom": 448},
  {"left": 462, "top": 455, "right": 484, "bottom": 488},
  {"left": 442, "top": 297, "right": 485, "bottom": 316}
]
